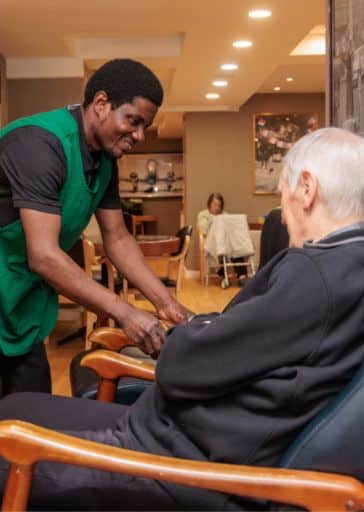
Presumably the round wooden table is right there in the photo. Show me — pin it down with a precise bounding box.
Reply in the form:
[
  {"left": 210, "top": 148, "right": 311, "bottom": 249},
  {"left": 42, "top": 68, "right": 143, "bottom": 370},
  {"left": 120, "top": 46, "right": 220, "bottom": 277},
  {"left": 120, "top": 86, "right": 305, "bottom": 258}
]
[{"left": 135, "top": 235, "right": 180, "bottom": 256}]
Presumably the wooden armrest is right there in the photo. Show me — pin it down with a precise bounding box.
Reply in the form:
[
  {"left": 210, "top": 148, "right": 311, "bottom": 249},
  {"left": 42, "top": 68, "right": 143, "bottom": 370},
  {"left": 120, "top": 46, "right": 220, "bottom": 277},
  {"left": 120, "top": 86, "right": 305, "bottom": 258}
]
[
  {"left": 88, "top": 312, "right": 171, "bottom": 351},
  {"left": 81, "top": 350, "right": 155, "bottom": 381},
  {"left": 81, "top": 349, "right": 155, "bottom": 402},
  {"left": 88, "top": 327, "right": 135, "bottom": 351},
  {"left": 1, "top": 420, "right": 364, "bottom": 512}
]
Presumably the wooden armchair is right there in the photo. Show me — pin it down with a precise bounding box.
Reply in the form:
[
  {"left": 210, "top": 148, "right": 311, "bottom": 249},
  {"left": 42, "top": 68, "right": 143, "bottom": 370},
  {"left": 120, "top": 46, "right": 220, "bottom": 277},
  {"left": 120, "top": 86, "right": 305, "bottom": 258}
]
[
  {"left": 0, "top": 422, "right": 363, "bottom": 512},
  {"left": 69, "top": 325, "right": 156, "bottom": 402},
  {"left": 1, "top": 358, "right": 364, "bottom": 512},
  {"left": 3, "top": 334, "right": 364, "bottom": 510}
]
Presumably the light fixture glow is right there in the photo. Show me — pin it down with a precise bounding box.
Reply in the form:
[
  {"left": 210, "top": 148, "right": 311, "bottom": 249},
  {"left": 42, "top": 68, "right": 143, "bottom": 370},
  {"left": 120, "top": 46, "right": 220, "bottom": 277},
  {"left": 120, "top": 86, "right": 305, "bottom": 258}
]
[
  {"left": 290, "top": 25, "right": 326, "bottom": 56},
  {"left": 212, "top": 80, "right": 228, "bottom": 87},
  {"left": 248, "top": 9, "right": 272, "bottom": 19},
  {"left": 273, "top": 86, "right": 281, "bottom": 91},
  {"left": 220, "top": 63, "right": 238, "bottom": 71},
  {"left": 205, "top": 93, "right": 220, "bottom": 99},
  {"left": 286, "top": 77, "right": 294, "bottom": 82},
  {"left": 233, "top": 40, "right": 253, "bottom": 48}
]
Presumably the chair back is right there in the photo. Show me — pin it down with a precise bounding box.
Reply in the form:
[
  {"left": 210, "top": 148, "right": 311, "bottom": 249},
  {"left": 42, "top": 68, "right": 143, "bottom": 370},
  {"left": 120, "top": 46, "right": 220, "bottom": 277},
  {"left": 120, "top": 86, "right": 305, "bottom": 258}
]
[
  {"left": 280, "top": 361, "right": 364, "bottom": 483},
  {"left": 166, "top": 226, "right": 192, "bottom": 298},
  {"left": 59, "top": 239, "right": 87, "bottom": 305},
  {"left": 172, "top": 225, "right": 193, "bottom": 256},
  {"left": 65, "top": 238, "right": 96, "bottom": 278},
  {"left": 259, "top": 208, "right": 289, "bottom": 269},
  {"left": 66, "top": 238, "right": 85, "bottom": 268}
]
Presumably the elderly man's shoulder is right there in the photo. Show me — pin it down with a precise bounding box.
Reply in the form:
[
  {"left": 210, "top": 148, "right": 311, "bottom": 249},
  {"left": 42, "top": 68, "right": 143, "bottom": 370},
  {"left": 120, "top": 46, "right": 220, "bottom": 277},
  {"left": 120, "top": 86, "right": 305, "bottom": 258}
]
[
  {"left": 265, "top": 246, "right": 334, "bottom": 289},
  {"left": 267, "top": 242, "right": 363, "bottom": 295}
]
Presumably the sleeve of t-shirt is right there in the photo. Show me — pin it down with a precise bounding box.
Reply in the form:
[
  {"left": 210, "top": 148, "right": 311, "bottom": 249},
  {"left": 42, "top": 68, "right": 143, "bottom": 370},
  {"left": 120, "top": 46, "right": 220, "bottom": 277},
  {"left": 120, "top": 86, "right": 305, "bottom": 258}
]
[
  {"left": 0, "top": 126, "right": 66, "bottom": 214},
  {"left": 97, "top": 159, "right": 121, "bottom": 209}
]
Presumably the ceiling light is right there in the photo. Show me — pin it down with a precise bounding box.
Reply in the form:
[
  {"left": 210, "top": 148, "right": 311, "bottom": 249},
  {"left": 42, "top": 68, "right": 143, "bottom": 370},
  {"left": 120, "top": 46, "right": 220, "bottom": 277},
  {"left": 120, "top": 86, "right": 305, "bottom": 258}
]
[
  {"left": 286, "top": 77, "right": 294, "bottom": 82},
  {"left": 273, "top": 86, "right": 281, "bottom": 91},
  {"left": 233, "top": 40, "right": 253, "bottom": 48},
  {"left": 205, "top": 93, "right": 220, "bottom": 99},
  {"left": 212, "top": 80, "right": 228, "bottom": 87},
  {"left": 249, "top": 9, "right": 272, "bottom": 19},
  {"left": 290, "top": 25, "right": 326, "bottom": 56},
  {"left": 220, "top": 63, "right": 238, "bottom": 71}
]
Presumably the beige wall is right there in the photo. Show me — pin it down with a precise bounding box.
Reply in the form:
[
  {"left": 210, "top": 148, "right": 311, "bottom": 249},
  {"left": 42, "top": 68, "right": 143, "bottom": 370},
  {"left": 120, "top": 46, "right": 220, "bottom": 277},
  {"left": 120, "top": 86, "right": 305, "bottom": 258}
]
[
  {"left": 8, "top": 78, "right": 84, "bottom": 121},
  {"left": 0, "top": 55, "right": 8, "bottom": 127},
  {"left": 131, "top": 129, "right": 183, "bottom": 153},
  {"left": 184, "top": 92, "right": 325, "bottom": 270}
]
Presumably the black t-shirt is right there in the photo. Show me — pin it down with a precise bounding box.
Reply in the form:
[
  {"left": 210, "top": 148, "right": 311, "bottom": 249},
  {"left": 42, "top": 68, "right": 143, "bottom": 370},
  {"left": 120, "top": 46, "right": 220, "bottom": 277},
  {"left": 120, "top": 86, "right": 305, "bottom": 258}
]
[{"left": 0, "top": 105, "right": 120, "bottom": 228}]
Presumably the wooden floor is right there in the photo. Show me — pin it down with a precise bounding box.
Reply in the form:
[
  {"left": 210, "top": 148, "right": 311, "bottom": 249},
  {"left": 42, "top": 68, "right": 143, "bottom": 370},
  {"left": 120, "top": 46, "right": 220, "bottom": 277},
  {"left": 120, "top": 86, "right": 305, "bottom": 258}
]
[{"left": 47, "top": 275, "right": 241, "bottom": 397}]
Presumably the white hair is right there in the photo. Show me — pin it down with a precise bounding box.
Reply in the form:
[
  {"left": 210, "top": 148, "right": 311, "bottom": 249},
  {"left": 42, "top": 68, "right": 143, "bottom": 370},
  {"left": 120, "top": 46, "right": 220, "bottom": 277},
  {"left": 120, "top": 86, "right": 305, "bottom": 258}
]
[{"left": 281, "top": 127, "right": 364, "bottom": 219}]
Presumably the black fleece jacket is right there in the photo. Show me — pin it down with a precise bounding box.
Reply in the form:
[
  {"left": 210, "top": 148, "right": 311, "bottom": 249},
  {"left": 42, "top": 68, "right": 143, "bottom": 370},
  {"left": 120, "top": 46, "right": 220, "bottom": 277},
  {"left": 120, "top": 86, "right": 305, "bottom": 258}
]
[{"left": 126, "top": 226, "right": 364, "bottom": 509}]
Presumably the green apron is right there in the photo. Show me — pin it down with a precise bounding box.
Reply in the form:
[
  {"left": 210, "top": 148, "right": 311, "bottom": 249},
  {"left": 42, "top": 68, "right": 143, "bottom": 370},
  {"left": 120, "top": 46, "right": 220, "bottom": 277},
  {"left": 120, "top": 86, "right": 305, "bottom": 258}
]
[{"left": 0, "top": 108, "right": 112, "bottom": 356}]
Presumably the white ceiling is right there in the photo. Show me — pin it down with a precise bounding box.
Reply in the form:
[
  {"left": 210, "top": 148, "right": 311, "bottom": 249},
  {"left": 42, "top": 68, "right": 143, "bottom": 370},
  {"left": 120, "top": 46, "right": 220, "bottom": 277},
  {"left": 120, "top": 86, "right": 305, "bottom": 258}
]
[{"left": 0, "top": 0, "right": 326, "bottom": 137}]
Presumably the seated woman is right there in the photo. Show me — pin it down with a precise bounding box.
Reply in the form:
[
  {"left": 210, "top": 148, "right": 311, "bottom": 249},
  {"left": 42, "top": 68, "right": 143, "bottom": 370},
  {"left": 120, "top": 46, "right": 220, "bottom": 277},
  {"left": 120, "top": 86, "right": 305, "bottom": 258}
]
[{"left": 197, "top": 193, "right": 248, "bottom": 288}]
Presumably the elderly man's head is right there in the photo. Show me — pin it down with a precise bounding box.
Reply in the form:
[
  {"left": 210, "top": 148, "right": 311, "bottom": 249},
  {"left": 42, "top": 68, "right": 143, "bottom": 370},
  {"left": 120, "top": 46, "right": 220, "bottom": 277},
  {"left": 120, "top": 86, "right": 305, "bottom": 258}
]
[{"left": 279, "top": 127, "right": 364, "bottom": 247}]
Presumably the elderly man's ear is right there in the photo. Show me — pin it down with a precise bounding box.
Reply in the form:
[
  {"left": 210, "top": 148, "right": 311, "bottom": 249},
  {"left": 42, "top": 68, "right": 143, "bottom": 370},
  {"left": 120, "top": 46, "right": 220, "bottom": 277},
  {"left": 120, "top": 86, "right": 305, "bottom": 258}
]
[{"left": 300, "top": 170, "right": 318, "bottom": 212}]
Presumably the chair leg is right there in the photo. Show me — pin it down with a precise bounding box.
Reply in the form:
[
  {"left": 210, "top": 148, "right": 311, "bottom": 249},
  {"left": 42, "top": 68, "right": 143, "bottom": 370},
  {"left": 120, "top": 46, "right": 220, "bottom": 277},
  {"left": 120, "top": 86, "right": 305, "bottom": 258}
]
[
  {"left": 57, "top": 327, "right": 86, "bottom": 346},
  {"left": 121, "top": 277, "right": 129, "bottom": 302},
  {"left": 175, "top": 262, "right": 185, "bottom": 300},
  {"left": 222, "top": 256, "right": 229, "bottom": 286},
  {"left": 85, "top": 311, "right": 97, "bottom": 350},
  {"left": 249, "top": 255, "right": 256, "bottom": 277}
]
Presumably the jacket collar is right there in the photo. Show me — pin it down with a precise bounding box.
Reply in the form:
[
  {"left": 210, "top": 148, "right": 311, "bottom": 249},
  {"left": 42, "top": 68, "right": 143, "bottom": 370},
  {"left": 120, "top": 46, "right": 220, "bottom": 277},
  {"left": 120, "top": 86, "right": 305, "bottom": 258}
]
[{"left": 304, "top": 222, "right": 364, "bottom": 249}]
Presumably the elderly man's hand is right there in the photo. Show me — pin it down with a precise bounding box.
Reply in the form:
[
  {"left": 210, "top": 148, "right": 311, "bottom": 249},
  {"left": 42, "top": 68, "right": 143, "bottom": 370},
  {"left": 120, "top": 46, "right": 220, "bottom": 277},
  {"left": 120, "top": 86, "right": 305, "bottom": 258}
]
[
  {"left": 157, "top": 298, "right": 194, "bottom": 326},
  {"left": 118, "top": 305, "right": 166, "bottom": 358}
]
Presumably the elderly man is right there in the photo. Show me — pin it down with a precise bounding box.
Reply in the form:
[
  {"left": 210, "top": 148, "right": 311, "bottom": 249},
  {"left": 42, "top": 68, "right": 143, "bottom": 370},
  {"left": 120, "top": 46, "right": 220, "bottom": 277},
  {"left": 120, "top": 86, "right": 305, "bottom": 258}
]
[{"left": 1, "top": 127, "right": 364, "bottom": 510}]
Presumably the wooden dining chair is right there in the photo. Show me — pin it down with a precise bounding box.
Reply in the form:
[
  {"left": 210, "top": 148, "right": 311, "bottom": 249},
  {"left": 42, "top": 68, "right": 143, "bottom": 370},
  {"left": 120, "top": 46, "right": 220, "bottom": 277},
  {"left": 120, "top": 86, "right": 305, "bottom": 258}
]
[
  {"left": 123, "top": 226, "right": 192, "bottom": 301},
  {"left": 58, "top": 238, "right": 115, "bottom": 349},
  {"left": 131, "top": 214, "right": 157, "bottom": 236}
]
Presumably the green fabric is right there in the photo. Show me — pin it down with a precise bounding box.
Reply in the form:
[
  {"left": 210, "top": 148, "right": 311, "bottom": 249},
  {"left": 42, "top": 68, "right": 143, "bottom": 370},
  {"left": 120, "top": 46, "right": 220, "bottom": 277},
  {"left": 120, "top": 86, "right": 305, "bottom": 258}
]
[{"left": 0, "top": 108, "right": 113, "bottom": 356}]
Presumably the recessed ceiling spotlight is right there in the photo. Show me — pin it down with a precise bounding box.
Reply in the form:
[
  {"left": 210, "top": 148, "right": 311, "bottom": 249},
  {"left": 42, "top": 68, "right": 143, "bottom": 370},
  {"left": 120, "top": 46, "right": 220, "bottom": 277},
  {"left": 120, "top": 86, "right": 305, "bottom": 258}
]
[
  {"left": 220, "top": 63, "right": 239, "bottom": 71},
  {"left": 273, "top": 86, "right": 281, "bottom": 91},
  {"left": 286, "top": 77, "right": 294, "bottom": 82},
  {"left": 206, "top": 93, "right": 220, "bottom": 99},
  {"left": 212, "top": 80, "right": 228, "bottom": 87},
  {"left": 249, "top": 9, "right": 272, "bottom": 19},
  {"left": 233, "top": 40, "right": 253, "bottom": 48}
]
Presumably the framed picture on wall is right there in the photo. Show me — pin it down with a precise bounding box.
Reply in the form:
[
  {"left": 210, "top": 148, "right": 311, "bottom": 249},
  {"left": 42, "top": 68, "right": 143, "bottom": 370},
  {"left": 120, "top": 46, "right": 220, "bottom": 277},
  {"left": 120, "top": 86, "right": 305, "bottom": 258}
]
[
  {"left": 330, "top": 0, "right": 364, "bottom": 135},
  {"left": 253, "top": 113, "right": 320, "bottom": 195}
]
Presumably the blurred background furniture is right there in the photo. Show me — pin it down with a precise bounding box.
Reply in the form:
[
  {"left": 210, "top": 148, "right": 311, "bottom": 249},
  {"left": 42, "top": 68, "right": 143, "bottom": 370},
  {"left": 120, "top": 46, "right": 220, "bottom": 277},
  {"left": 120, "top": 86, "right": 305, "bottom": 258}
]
[
  {"left": 258, "top": 208, "right": 289, "bottom": 270},
  {"left": 123, "top": 226, "right": 192, "bottom": 300},
  {"left": 248, "top": 227, "right": 262, "bottom": 271},
  {"left": 131, "top": 214, "right": 157, "bottom": 236},
  {"left": 58, "top": 238, "right": 114, "bottom": 349}
]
